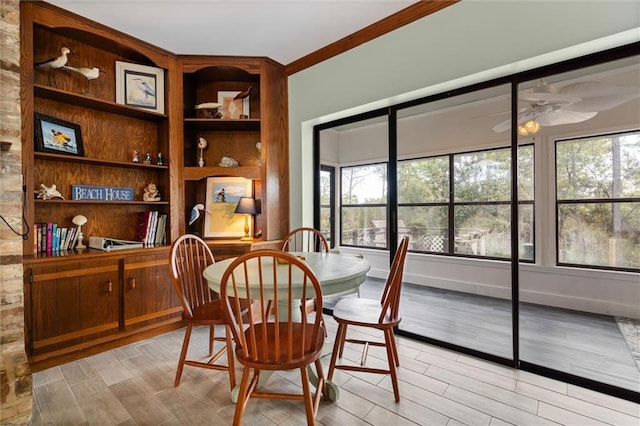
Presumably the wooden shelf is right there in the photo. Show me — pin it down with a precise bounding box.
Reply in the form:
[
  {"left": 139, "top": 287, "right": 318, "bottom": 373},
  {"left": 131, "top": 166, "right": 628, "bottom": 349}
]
[
  {"left": 35, "top": 152, "right": 169, "bottom": 169},
  {"left": 34, "top": 84, "right": 167, "bottom": 121},
  {"left": 183, "top": 166, "right": 261, "bottom": 181},
  {"left": 183, "top": 118, "right": 260, "bottom": 131},
  {"left": 35, "top": 199, "right": 169, "bottom": 206},
  {"left": 25, "top": 244, "right": 169, "bottom": 262}
]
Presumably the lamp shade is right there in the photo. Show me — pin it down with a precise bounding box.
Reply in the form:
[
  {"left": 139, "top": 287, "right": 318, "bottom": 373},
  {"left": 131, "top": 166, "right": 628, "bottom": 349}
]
[{"left": 234, "top": 197, "right": 258, "bottom": 215}]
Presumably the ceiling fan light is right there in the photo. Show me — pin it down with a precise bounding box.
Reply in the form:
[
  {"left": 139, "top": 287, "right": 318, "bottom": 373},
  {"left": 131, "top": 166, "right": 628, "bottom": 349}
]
[
  {"left": 524, "top": 120, "right": 538, "bottom": 132},
  {"left": 518, "top": 125, "right": 529, "bottom": 136}
]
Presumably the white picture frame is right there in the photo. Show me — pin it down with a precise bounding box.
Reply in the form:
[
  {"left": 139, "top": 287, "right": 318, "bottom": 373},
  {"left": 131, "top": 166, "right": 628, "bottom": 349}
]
[
  {"left": 217, "top": 91, "right": 250, "bottom": 119},
  {"left": 115, "top": 61, "right": 165, "bottom": 114}
]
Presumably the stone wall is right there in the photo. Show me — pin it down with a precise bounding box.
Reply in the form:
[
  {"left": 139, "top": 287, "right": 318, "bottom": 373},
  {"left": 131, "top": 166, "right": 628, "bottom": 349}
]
[{"left": 0, "top": 0, "right": 32, "bottom": 423}]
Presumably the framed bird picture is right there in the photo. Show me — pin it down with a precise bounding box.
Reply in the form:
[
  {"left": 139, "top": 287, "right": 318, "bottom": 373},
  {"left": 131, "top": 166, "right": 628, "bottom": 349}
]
[
  {"left": 115, "top": 61, "right": 165, "bottom": 114},
  {"left": 34, "top": 113, "right": 84, "bottom": 157}
]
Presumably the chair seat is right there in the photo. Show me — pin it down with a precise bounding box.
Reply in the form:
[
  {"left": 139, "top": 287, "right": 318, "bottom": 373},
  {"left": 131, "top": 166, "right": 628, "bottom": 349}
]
[
  {"left": 236, "top": 322, "right": 326, "bottom": 370},
  {"left": 186, "top": 297, "right": 252, "bottom": 324},
  {"left": 333, "top": 296, "right": 402, "bottom": 328}
]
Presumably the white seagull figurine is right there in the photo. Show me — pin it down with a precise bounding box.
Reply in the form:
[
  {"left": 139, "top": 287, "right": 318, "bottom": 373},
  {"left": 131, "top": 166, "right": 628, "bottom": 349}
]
[
  {"left": 63, "top": 65, "right": 104, "bottom": 94},
  {"left": 63, "top": 65, "right": 102, "bottom": 80},
  {"left": 35, "top": 47, "right": 72, "bottom": 69},
  {"left": 189, "top": 203, "right": 210, "bottom": 226}
]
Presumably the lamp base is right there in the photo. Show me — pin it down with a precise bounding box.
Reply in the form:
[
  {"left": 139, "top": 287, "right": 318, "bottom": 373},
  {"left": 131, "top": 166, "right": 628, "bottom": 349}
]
[{"left": 240, "top": 236, "right": 253, "bottom": 241}]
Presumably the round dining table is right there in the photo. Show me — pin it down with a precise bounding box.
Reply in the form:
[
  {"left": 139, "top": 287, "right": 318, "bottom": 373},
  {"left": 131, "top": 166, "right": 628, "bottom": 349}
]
[
  {"left": 203, "top": 251, "right": 370, "bottom": 402},
  {"left": 203, "top": 251, "right": 370, "bottom": 299}
]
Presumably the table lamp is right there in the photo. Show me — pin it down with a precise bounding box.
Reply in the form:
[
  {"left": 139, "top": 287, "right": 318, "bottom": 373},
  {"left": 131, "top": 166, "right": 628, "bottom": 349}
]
[{"left": 234, "top": 197, "right": 258, "bottom": 241}]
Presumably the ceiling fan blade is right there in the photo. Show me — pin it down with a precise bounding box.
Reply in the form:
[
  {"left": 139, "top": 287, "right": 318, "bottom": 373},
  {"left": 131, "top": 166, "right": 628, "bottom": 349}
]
[
  {"left": 535, "top": 110, "right": 597, "bottom": 127},
  {"left": 562, "top": 93, "right": 639, "bottom": 113},
  {"left": 519, "top": 91, "right": 580, "bottom": 104},
  {"left": 559, "top": 81, "right": 631, "bottom": 98}
]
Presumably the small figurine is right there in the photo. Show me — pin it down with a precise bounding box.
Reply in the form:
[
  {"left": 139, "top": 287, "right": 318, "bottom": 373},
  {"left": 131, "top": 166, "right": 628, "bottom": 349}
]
[
  {"left": 189, "top": 203, "right": 210, "bottom": 226},
  {"left": 144, "top": 151, "right": 152, "bottom": 165},
  {"left": 156, "top": 152, "right": 164, "bottom": 166},
  {"left": 36, "top": 183, "right": 64, "bottom": 200},
  {"left": 197, "top": 137, "right": 208, "bottom": 167},
  {"left": 143, "top": 183, "right": 161, "bottom": 202},
  {"left": 219, "top": 156, "right": 239, "bottom": 167},
  {"left": 132, "top": 149, "right": 139, "bottom": 163},
  {"left": 256, "top": 141, "right": 262, "bottom": 167}
]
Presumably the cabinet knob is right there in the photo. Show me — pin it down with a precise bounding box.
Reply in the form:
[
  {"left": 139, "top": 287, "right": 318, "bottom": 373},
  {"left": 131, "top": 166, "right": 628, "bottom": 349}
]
[
  {"left": 107, "top": 279, "right": 113, "bottom": 293},
  {"left": 129, "top": 277, "right": 136, "bottom": 289}
]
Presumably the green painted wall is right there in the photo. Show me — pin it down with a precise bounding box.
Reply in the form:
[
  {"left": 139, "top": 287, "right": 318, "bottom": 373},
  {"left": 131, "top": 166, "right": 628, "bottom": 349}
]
[{"left": 288, "top": 0, "right": 640, "bottom": 227}]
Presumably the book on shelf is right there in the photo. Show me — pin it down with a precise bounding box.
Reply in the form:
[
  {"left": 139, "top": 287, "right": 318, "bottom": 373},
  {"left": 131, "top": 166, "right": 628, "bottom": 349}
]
[
  {"left": 46, "top": 223, "right": 53, "bottom": 253},
  {"left": 59, "top": 228, "right": 67, "bottom": 251},
  {"left": 135, "top": 210, "right": 166, "bottom": 247},
  {"left": 34, "top": 223, "right": 79, "bottom": 253}
]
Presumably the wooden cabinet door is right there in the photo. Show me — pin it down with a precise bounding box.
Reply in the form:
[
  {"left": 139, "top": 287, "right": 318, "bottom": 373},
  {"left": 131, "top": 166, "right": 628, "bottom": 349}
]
[
  {"left": 123, "top": 251, "right": 182, "bottom": 331},
  {"left": 28, "top": 259, "right": 119, "bottom": 357}
]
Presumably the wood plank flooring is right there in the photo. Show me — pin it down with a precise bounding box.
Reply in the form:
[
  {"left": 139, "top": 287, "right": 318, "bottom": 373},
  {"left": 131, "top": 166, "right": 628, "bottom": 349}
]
[
  {"left": 31, "top": 307, "right": 640, "bottom": 425},
  {"left": 350, "top": 280, "right": 640, "bottom": 393}
]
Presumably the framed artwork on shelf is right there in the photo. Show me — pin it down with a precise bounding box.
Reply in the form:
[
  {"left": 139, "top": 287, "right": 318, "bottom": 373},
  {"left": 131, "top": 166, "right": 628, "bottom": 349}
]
[
  {"left": 217, "top": 91, "right": 250, "bottom": 119},
  {"left": 203, "top": 177, "right": 252, "bottom": 238},
  {"left": 34, "top": 113, "right": 84, "bottom": 157},
  {"left": 115, "top": 61, "right": 165, "bottom": 114}
]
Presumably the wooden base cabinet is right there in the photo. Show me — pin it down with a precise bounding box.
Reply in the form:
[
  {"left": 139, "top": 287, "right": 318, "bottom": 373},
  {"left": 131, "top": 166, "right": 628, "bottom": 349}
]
[
  {"left": 123, "top": 253, "right": 182, "bottom": 331},
  {"left": 24, "top": 248, "right": 182, "bottom": 370}
]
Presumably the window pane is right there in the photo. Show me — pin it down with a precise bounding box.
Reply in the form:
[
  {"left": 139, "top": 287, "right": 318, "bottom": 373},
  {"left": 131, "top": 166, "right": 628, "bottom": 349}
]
[
  {"left": 341, "top": 206, "right": 387, "bottom": 248},
  {"left": 320, "top": 207, "right": 331, "bottom": 244},
  {"left": 519, "top": 204, "right": 534, "bottom": 261},
  {"left": 320, "top": 169, "right": 331, "bottom": 205},
  {"left": 454, "top": 205, "right": 511, "bottom": 257},
  {"left": 454, "top": 149, "right": 511, "bottom": 202},
  {"left": 341, "top": 164, "right": 387, "bottom": 204},
  {"left": 556, "top": 132, "right": 640, "bottom": 200},
  {"left": 398, "top": 156, "right": 449, "bottom": 203},
  {"left": 558, "top": 202, "right": 640, "bottom": 269},
  {"left": 398, "top": 206, "right": 448, "bottom": 253},
  {"left": 518, "top": 145, "right": 534, "bottom": 201}
]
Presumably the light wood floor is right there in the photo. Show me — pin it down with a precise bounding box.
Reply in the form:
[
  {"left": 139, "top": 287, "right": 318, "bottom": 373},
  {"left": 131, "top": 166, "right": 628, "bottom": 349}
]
[
  {"left": 356, "top": 280, "right": 640, "bottom": 393},
  {"left": 31, "top": 314, "right": 640, "bottom": 425}
]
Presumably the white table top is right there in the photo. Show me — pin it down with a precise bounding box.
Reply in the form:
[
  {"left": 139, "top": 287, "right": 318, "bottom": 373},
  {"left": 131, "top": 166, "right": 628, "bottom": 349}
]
[{"left": 203, "top": 252, "right": 370, "bottom": 299}]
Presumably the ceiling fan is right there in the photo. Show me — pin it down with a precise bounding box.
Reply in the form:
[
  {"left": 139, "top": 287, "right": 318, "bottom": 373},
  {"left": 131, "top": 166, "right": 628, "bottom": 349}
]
[{"left": 492, "top": 79, "right": 639, "bottom": 135}]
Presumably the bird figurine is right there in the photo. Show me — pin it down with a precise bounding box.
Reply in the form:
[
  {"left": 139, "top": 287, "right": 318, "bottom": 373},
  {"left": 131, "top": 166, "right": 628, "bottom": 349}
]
[
  {"left": 63, "top": 65, "right": 102, "bottom": 80},
  {"left": 62, "top": 65, "right": 104, "bottom": 94},
  {"left": 34, "top": 47, "right": 73, "bottom": 86},
  {"left": 233, "top": 86, "right": 252, "bottom": 100},
  {"left": 189, "top": 203, "right": 210, "bottom": 226},
  {"left": 35, "top": 47, "right": 72, "bottom": 69}
]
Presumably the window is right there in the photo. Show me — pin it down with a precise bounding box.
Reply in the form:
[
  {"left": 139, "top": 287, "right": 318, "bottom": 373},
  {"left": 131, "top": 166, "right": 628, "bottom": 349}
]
[
  {"left": 556, "top": 131, "right": 640, "bottom": 271},
  {"left": 340, "top": 163, "right": 387, "bottom": 248},
  {"left": 340, "top": 145, "right": 535, "bottom": 258},
  {"left": 319, "top": 165, "right": 335, "bottom": 247},
  {"left": 396, "top": 145, "right": 534, "bottom": 260}
]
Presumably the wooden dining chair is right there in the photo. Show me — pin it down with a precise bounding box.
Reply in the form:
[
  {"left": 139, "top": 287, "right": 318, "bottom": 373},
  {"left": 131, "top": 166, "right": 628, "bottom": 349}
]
[
  {"left": 169, "top": 234, "right": 250, "bottom": 389},
  {"left": 220, "top": 249, "right": 327, "bottom": 426},
  {"left": 327, "top": 235, "right": 410, "bottom": 402},
  {"left": 281, "top": 227, "right": 329, "bottom": 253}
]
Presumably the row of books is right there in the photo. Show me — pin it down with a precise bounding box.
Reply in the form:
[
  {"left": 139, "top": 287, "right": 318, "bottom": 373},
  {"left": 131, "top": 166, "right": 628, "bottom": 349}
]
[
  {"left": 135, "top": 211, "right": 167, "bottom": 246},
  {"left": 34, "top": 223, "right": 79, "bottom": 253}
]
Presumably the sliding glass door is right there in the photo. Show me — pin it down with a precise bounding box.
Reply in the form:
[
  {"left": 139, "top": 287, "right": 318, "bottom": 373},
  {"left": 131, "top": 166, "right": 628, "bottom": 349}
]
[
  {"left": 394, "top": 84, "right": 516, "bottom": 360},
  {"left": 517, "top": 54, "right": 640, "bottom": 395}
]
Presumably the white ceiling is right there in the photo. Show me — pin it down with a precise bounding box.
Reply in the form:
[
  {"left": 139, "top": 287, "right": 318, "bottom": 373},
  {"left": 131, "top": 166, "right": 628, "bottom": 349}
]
[{"left": 47, "top": 0, "right": 417, "bottom": 65}]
